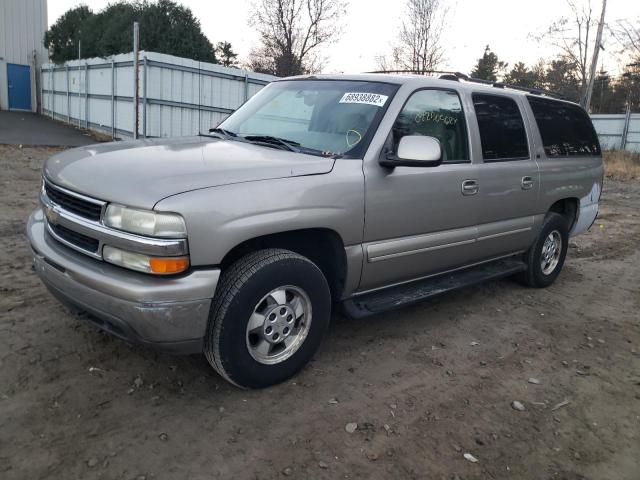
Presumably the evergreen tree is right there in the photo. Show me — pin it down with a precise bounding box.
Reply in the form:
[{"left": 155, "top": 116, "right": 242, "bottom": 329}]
[
  {"left": 503, "top": 61, "right": 546, "bottom": 89},
  {"left": 43, "top": 6, "right": 93, "bottom": 62},
  {"left": 470, "top": 45, "right": 507, "bottom": 82},
  {"left": 216, "top": 42, "right": 239, "bottom": 67},
  {"left": 45, "top": 0, "right": 235, "bottom": 65},
  {"left": 544, "top": 57, "right": 581, "bottom": 102}
]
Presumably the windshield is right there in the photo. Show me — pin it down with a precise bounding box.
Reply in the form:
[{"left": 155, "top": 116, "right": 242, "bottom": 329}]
[{"left": 217, "top": 80, "right": 399, "bottom": 157}]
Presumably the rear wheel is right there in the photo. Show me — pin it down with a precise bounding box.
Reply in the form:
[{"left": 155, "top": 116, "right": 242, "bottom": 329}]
[
  {"left": 518, "top": 212, "right": 569, "bottom": 288},
  {"left": 204, "top": 249, "right": 331, "bottom": 388}
]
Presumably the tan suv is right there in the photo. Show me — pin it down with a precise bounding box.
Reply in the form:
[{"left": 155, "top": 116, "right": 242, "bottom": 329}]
[{"left": 28, "top": 73, "right": 603, "bottom": 388}]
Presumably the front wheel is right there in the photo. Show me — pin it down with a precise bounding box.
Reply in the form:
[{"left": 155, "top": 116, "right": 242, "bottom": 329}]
[
  {"left": 204, "top": 249, "right": 331, "bottom": 388},
  {"left": 518, "top": 212, "right": 569, "bottom": 288}
]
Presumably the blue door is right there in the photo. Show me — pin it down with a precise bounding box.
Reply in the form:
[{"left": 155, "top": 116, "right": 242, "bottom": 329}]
[{"left": 7, "top": 63, "right": 32, "bottom": 111}]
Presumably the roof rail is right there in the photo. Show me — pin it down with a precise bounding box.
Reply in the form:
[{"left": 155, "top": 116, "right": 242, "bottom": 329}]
[
  {"left": 464, "top": 75, "right": 567, "bottom": 100},
  {"left": 367, "top": 69, "right": 567, "bottom": 100},
  {"left": 367, "top": 69, "right": 469, "bottom": 78}
]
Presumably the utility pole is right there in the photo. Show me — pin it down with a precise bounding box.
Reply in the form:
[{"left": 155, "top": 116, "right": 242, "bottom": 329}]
[
  {"left": 583, "top": 0, "right": 607, "bottom": 111},
  {"left": 132, "top": 21, "right": 140, "bottom": 140},
  {"left": 78, "top": 39, "right": 82, "bottom": 128}
]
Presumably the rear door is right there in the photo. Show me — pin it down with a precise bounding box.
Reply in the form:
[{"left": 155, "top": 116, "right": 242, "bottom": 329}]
[
  {"left": 470, "top": 92, "right": 540, "bottom": 259},
  {"left": 525, "top": 95, "right": 603, "bottom": 236}
]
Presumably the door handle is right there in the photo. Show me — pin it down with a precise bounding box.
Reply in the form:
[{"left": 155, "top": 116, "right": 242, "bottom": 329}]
[
  {"left": 461, "top": 179, "right": 479, "bottom": 196},
  {"left": 521, "top": 176, "right": 534, "bottom": 190}
]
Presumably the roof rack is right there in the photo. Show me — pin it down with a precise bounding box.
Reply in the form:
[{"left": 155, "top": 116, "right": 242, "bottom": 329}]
[
  {"left": 367, "top": 69, "right": 566, "bottom": 100},
  {"left": 367, "top": 69, "right": 467, "bottom": 78}
]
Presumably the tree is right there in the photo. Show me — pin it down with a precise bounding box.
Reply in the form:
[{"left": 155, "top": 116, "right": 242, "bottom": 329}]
[
  {"left": 470, "top": 45, "right": 507, "bottom": 82},
  {"left": 247, "top": 0, "right": 346, "bottom": 77},
  {"left": 544, "top": 56, "right": 581, "bottom": 102},
  {"left": 534, "top": 0, "right": 604, "bottom": 106},
  {"left": 43, "top": 6, "right": 93, "bottom": 63},
  {"left": 377, "top": 0, "right": 447, "bottom": 72},
  {"left": 44, "top": 0, "right": 234, "bottom": 64},
  {"left": 503, "top": 61, "right": 546, "bottom": 89},
  {"left": 620, "top": 69, "right": 640, "bottom": 112},
  {"left": 588, "top": 71, "right": 623, "bottom": 113},
  {"left": 611, "top": 18, "right": 640, "bottom": 64},
  {"left": 216, "top": 42, "right": 238, "bottom": 67},
  {"left": 135, "top": 0, "right": 217, "bottom": 62}
]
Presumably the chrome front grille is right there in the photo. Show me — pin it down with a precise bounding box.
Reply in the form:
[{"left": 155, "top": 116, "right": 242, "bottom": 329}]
[
  {"left": 44, "top": 181, "right": 104, "bottom": 221},
  {"left": 42, "top": 179, "right": 105, "bottom": 257},
  {"left": 49, "top": 223, "right": 100, "bottom": 253},
  {"left": 40, "top": 178, "right": 189, "bottom": 261}
]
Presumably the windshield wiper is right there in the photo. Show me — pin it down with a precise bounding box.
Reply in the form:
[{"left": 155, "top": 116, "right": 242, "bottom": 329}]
[
  {"left": 207, "top": 127, "right": 237, "bottom": 138},
  {"left": 212, "top": 132, "right": 337, "bottom": 158},
  {"left": 242, "top": 135, "right": 301, "bottom": 153}
]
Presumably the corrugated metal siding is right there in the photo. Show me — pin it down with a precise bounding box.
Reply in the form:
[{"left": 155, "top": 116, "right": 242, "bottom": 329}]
[
  {"left": 591, "top": 113, "right": 640, "bottom": 153},
  {"left": 0, "top": 0, "right": 47, "bottom": 64},
  {"left": 0, "top": 0, "right": 48, "bottom": 111},
  {"left": 42, "top": 51, "right": 276, "bottom": 139}
]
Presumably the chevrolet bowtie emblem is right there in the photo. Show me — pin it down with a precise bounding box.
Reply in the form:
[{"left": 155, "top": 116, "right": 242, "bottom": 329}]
[{"left": 45, "top": 205, "right": 59, "bottom": 225}]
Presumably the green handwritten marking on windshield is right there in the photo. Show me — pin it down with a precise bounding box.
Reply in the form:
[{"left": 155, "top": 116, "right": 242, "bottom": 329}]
[
  {"left": 346, "top": 129, "right": 362, "bottom": 147},
  {"left": 414, "top": 111, "right": 458, "bottom": 126}
]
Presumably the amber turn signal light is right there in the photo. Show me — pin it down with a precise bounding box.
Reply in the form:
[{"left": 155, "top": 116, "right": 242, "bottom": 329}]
[{"left": 149, "top": 256, "right": 190, "bottom": 274}]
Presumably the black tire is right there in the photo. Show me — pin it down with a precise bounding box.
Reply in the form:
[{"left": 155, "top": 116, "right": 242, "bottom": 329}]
[
  {"left": 204, "top": 248, "right": 331, "bottom": 388},
  {"left": 518, "top": 212, "right": 569, "bottom": 288}
]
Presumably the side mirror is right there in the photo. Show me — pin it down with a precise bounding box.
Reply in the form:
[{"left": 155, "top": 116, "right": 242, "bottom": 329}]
[{"left": 380, "top": 135, "right": 443, "bottom": 168}]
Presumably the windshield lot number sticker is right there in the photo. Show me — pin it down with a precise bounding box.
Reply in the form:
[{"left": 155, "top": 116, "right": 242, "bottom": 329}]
[{"left": 339, "top": 92, "right": 388, "bottom": 107}]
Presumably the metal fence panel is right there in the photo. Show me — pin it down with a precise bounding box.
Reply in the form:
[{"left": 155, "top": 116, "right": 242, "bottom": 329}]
[
  {"left": 41, "top": 50, "right": 275, "bottom": 139},
  {"left": 626, "top": 114, "right": 640, "bottom": 150},
  {"left": 591, "top": 113, "right": 640, "bottom": 153}
]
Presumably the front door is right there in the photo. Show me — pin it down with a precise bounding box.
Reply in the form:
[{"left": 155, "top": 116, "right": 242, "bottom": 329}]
[
  {"left": 7, "top": 63, "right": 32, "bottom": 111},
  {"left": 360, "top": 88, "right": 480, "bottom": 291}
]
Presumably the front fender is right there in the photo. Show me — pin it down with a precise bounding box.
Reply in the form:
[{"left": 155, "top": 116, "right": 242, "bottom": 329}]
[{"left": 154, "top": 160, "right": 365, "bottom": 266}]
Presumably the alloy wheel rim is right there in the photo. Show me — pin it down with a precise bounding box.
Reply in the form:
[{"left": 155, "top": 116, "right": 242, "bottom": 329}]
[
  {"left": 540, "top": 230, "right": 562, "bottom": 275},
  {"left": 245, "top": 286, "right": 312, "bottom": 365}
]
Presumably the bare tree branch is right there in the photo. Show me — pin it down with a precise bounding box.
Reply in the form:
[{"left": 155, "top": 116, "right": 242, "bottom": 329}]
[
  {"left": 248, "top": 0, "right": 345, "bottom": 76},
  {"left": 610, "top": 18, "right": 640, "bottom": 62},
  {"left": 534, "top": 0, "right": 601, "bottom": 99},
  {"left": 377, "top": 0, "right": 447, "bottom": 73}
]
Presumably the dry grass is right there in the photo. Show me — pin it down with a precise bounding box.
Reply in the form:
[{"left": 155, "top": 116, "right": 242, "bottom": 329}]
[{"left": 603, "top": 150, "right": 640, "bottom": 180}]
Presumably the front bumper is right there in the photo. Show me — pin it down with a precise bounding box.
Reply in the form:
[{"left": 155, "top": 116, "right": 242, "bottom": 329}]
[{"left": 27, "top": 208, "right": 220, "bottom": 354}]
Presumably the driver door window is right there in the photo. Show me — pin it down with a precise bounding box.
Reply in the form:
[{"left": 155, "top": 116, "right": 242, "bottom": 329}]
[{"left": 392, "top": 89, "right": 469, "bottom": 163}]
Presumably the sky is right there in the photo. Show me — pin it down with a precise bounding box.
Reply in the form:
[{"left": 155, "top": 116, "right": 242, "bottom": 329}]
[{"left": 47, "top": 0, "right": 640, "bottom": 75}]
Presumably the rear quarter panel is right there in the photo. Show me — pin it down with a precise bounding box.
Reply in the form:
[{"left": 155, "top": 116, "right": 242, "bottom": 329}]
[{"left": 538, "top": 156, "right": 603, "bottom": 234}]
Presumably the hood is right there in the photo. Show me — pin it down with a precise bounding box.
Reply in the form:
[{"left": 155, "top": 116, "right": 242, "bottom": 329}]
[{"left": 44, "top": 136, "right": 335, "bottom": 210}]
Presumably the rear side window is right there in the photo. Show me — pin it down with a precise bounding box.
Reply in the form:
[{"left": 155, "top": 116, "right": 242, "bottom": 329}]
[
  {"left": 392, "top": 89, "right": 469, "bottom": 163},
  {"left": 472, "top": 93, "right": 529, "bottom": 161},
  {"left": 527, "top": 96, "right": 601, "bottom": 157}
]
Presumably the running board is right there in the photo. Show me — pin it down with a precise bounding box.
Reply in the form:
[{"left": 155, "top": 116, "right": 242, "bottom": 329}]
[{"left": 342, "top": 258, "right": 527, "bottom": 319}]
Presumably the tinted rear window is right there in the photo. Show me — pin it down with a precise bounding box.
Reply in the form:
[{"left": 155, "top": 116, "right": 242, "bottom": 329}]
[
  {"left": 472, "top": 94, "right": 529, "bottom": 161},
  {"left": 527, "top": 96, "right": 601, "bottom": 157}
]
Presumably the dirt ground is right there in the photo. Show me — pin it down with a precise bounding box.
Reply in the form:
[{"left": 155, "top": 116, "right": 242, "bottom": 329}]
[{"left": 1, "top": 144, "right": 639, "bottom": 480}]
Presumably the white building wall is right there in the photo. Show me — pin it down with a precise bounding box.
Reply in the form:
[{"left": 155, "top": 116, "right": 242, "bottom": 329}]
[{"left": 0, "top": 0, "right": 48, "bottom": 111}]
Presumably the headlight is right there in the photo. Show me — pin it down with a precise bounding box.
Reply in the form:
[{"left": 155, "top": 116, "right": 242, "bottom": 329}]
[
  {"left": 104, "top": 204, "right": 186, "bottom": 238},
  {"left": 103, "top": 245, "right": 189, "bottom": 275}
]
